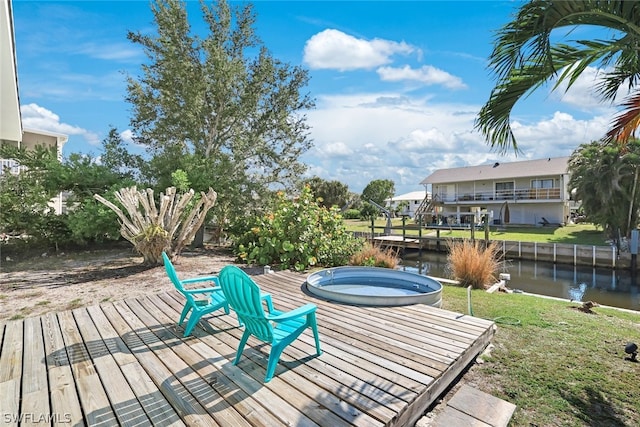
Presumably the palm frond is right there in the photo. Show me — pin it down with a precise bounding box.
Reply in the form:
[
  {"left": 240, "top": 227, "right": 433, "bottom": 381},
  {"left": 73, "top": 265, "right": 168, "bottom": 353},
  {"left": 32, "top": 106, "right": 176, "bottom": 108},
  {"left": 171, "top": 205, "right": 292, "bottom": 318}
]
[
  {"left": 478, "top": 0, "right": 640, "bottom": 151},
  {"left": 605, "top": 91, "right": 640, "bottom": 143}
]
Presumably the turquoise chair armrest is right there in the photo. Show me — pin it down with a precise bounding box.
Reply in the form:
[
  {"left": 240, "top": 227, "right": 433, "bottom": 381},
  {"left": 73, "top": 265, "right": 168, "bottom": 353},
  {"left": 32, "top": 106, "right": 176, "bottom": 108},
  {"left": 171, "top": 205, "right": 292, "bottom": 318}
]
[
  {"left": 182, "top": 286, "right": 222, "bottom": 295},
  {"left": 260, "top": 292, "right": 275, "bottom": 313},
  {"left": 181, "top": 276, "right": 220, "bottom": 285},
  {"left": 267, "top": 303, "right": 316, "bottom": 321}
]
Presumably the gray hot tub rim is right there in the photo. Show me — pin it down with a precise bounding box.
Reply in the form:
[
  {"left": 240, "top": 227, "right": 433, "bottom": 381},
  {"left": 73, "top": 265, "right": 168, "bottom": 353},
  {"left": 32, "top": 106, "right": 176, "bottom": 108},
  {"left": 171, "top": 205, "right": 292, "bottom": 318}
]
[{"left": 305, "top": 266, "right": 443, "bottom": 307}]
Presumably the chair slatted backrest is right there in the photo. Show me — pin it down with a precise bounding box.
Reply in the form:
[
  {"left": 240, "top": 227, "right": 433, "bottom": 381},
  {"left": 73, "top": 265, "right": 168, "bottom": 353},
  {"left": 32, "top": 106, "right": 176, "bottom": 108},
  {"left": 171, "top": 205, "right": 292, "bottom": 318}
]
[
  {"left": 219, "top": 266, "right": 273, "bottom": 342},
  {"left": 162, "top": 253, "right": 184, "bottom": 288},
  {"left": 162, "top": 252, "right": 195, "bottom": 306}
]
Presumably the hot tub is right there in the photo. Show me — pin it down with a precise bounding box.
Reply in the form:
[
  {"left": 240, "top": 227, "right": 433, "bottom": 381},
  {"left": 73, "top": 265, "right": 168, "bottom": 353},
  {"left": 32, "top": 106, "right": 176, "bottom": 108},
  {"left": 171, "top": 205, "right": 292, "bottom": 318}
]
[{"left": 306, "top": 266, "right": 442, "bottom": 307}]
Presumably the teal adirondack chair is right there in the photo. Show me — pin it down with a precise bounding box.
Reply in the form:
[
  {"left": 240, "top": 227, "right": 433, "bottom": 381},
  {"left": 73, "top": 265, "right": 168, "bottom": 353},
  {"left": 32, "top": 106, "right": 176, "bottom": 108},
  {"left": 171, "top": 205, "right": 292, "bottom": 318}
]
[
  {"left": 162, "top": 252, "right": 230, "bottom": 337},
  {"left": 219, "top": 265, "right": 322, "bottom": 382}
]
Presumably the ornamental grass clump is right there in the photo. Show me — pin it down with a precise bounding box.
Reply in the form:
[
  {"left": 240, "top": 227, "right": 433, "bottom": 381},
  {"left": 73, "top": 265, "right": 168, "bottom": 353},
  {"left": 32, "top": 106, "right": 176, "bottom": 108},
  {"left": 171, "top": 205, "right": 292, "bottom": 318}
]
[
  {"left": 349, "top": 243, "right": 399, "bottom": 269},
  {"left": 447, "top": 239, "right": 500, "bottom": 289}
]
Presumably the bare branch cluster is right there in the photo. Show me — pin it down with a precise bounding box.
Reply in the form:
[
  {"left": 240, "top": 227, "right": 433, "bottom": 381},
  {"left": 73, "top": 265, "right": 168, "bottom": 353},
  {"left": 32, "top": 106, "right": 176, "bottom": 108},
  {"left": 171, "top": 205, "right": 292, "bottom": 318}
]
[{"left": 94, "top": 186, "right": 217, "bottom": 264}]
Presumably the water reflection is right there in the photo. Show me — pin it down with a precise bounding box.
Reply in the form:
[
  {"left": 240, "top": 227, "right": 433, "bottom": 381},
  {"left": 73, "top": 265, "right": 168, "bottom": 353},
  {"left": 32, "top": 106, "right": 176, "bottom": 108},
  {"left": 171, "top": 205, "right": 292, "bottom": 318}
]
[{"left": 400, "top": 251, "right": 640, "bottom": 311}]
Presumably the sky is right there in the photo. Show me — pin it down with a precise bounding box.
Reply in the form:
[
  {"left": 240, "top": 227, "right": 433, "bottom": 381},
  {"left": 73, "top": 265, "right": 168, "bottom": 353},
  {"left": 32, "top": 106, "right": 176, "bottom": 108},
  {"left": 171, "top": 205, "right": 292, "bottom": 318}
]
[{"left": 12, "top": 0, "right": 619, "bottom": 196}]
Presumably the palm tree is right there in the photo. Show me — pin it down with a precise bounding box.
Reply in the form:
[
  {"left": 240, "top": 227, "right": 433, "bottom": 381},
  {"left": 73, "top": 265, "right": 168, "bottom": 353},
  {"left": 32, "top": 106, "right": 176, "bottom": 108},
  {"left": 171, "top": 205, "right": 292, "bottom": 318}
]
[
  {"left": 476, "top": 0, "right": 640, "bottom": 153},
  {"left": 568, "top": 140, "right": 640, "bottom": 238}
]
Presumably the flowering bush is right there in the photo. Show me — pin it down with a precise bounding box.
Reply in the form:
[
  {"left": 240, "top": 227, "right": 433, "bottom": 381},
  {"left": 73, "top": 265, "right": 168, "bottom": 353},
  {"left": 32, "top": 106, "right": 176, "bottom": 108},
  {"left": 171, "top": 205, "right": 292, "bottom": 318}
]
[{"left": 233, "top": 187, "right": 364, "bottom": 271}]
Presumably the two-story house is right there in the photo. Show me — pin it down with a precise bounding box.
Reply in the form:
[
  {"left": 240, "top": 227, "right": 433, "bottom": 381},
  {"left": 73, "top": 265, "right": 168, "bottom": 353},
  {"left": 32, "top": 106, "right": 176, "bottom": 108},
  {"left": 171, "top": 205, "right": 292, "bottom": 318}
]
[
  {"left": 1, "top": 0, "right": 68, "bottom": 214},
  {"left": 419, "top": 157, "right": 574, "bottom": 226}
]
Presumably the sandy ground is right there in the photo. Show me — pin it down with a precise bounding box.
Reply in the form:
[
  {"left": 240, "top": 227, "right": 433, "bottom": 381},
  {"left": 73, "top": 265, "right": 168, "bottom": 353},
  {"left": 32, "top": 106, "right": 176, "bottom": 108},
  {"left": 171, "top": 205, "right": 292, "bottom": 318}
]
[{"left": 0, "top": 245, "right": 262, "bottom": 323}]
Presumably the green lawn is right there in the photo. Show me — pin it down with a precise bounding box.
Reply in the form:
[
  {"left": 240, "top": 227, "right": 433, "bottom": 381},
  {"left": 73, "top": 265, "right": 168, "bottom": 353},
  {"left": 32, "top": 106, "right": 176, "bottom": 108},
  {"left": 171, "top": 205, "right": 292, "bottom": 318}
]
[
  {"left": 442, "top": 286, "right": 640, "bottom": 426},
  {"left": 345, "top": 218, "right": 637, "bottom": 424},
  {"left": 344, "top": 219, "right": 608, "bottom": 246}
]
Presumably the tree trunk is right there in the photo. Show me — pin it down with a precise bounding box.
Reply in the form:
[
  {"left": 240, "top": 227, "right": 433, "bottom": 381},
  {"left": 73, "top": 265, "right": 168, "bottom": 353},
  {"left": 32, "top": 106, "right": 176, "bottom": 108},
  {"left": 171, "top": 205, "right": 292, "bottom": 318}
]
[
  {"left": 627, "top": 166, "right": 639, "bottom": 237},
  {"left": 191, "top": 224, "right": 205, "bottom": 249}
]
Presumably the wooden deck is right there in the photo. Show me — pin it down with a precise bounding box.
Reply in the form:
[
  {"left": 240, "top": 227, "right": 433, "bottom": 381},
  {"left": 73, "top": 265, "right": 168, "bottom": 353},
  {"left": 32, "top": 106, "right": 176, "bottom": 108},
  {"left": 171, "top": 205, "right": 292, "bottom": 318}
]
[{"left": 0, "top": 270, "right": 495, "bottom": 426}]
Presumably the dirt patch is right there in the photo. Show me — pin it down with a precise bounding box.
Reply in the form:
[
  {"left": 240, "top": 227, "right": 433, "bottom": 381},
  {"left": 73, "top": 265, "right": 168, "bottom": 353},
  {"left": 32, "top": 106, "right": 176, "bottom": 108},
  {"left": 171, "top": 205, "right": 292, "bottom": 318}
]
[
  {"left": 0, "top": 245, "right": 261, "bottom": 323},
  {"left": 569, "top": 300, "right": 600, "bottom": 314}
]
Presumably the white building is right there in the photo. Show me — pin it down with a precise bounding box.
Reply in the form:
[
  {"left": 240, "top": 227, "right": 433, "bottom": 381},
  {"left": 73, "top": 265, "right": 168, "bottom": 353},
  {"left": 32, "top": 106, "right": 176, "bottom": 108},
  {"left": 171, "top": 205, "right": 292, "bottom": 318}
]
[
  {"left": 419, "top": 157, "right": 576, "bottom": 226},
  {"left": 1, "top": 0, "right": 69, "bottom": 214},
  {"left": 385, "top": 190, "right": 428, "bottom": 218}
]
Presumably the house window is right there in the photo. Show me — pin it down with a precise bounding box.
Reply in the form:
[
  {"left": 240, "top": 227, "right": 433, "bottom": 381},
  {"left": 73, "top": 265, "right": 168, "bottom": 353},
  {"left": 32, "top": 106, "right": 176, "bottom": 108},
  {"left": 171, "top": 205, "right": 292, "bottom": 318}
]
[
  {"left": 496, "top": 181, "right": 514, "bottom": 191},
  {"left": 532, "top": 179, "right": 554, "bottom": 189},
  {"left": 495, "top": 181, "right": 514, "bottom": 199}
]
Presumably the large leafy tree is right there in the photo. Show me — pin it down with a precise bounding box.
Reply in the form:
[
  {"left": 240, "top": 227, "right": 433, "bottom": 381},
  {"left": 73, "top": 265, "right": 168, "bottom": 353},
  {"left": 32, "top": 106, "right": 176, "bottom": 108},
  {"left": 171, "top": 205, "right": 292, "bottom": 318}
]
[
  {"left": 100, "top": 127, "right": 143, "bottom": 182},
  {"left": 568, "top": 140, "right": 640, "bottom": 238},
  {"left": 362, "top": 179, "right": 395, "bottom": 207},
  {"left": 302, "top": 176, "right": 350, "bottom": 209},
  {"left": 126, "top": 0, "right": 315, "bottom": 226},
  {"left": 360, "top": 179, "right": 395, "bottom": 219},
  {"left": 476, "top": 0, "right": 640, "bottom": 152}
]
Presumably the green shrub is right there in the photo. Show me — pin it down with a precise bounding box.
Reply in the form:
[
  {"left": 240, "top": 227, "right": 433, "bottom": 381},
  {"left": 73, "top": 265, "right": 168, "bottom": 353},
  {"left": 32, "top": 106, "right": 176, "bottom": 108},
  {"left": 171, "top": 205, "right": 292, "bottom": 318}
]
[
  {"left": 34, "top": 213, "right": 74, "bottom": 247},
  {"left": 0, "top": 172, "right": 53, "bottom": 236},
  {"left": 359, "top": 203, "right": 378, "bottom": 220},
  {"left": 342, "top": 209, "right": 361, "bottom": 219},
  {"left": 233, "top": 186, "right": 364, "bottom": 271},
  {"left": 66, "top": 197, "right": 121, "bottom": 244}
]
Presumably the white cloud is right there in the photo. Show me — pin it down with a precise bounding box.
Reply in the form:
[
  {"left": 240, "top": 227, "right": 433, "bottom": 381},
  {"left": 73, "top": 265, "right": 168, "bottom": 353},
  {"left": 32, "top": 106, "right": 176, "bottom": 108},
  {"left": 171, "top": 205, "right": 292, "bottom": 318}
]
[
  {"left": 303, "top": 29, "right": 415, "bottom": 71},
  {"left": 75, "top": 42, "right": 141, "bottom": 62},
  {"left": 21, "top": 103, "right": 100, "bottom": 146},
  {"left": 318, "top": 141, "right": 353, "bottom": 157},
  {"left": 395, "top": 128, "right": 449, "bottom": 151},
  {"left": 302, "top": 93, "right": 611, "bottom": 195},
  {"left": 552, "top": 66, "right": 629, "bottom": 112},
  {"left": 512, "top": 111, "right": 610, "bottom": 153},
  {"left": 377, "top": 65, "right": 467, "bottom": 89},
  {"left": 119, "top": 129, "right": 135, "bottom": 144}
]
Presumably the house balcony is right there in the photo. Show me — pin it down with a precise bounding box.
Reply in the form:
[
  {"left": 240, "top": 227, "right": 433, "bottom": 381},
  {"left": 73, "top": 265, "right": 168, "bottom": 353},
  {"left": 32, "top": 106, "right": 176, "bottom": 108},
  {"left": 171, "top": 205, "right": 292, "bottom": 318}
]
[
  {"left": 0, "top": 158, "right": 26, "bottom": 175},
  {"left": 436, "top": 188, "right": 562, "bottom": 203}
]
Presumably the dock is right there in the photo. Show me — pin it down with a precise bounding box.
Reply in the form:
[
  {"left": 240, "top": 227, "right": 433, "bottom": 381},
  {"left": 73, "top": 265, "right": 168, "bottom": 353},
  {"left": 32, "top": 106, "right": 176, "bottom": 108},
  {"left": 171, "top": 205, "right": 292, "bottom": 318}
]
[
  {"left": 1, "top": 270, "right": 495, "bottom": 426},
  {"left": 371, "top": 232, "right": 628, "bottom": 269}
]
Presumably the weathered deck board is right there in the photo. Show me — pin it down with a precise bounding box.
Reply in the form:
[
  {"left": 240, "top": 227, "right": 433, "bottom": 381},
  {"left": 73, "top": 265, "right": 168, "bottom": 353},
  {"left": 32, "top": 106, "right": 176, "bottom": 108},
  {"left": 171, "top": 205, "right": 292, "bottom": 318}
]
[
  {"left": 0, "top": 270, "right": 495, "bottom": 426},
  {"left": 0, "top": 320, "right": 23, "bottom": 427},
  {"left": 56, "top": 310, "right": 117, "bottom": 426},
  {"left": 102, "top": 301, "right": 220, "bottom": 426},
  {"left": 41, "top": 312, "right": 85, "bottom": 426},
  {"left": 85, "top": 304, "right": 186, "bottom": 426},
  {"left": 20, "top": 317, "right": 49, "bottom": 427}
]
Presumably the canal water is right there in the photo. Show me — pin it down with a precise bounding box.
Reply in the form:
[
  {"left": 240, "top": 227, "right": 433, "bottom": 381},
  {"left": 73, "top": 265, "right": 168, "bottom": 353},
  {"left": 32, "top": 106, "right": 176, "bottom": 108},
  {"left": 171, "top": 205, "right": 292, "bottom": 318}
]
[{"left": 400, "top": 251, "right": 640, "bottom": 312}]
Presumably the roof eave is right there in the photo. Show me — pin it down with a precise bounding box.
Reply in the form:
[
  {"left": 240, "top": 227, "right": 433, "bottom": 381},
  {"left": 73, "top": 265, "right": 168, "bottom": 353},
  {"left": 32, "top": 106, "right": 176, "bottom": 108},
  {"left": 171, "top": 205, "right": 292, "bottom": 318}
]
[{"left": 0, "top": 0, "right": 22, "bottom": 143}]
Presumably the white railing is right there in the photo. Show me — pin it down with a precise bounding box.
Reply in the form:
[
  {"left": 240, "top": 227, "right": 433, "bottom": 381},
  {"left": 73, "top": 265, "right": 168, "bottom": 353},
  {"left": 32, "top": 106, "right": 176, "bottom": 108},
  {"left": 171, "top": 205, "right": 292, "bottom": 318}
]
[
  {"left": 0, "top": 159, "right": 26, "bottom": 175},
  {"left": 436, "top": 188, "right": 562, "bottom": 203}
]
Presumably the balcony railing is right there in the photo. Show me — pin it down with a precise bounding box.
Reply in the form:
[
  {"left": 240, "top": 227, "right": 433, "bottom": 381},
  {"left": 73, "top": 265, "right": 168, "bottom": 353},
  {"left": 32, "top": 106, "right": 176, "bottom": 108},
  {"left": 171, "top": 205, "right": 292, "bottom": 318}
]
[
  {"left": 0, "top": 159, "right": 26, "bottom": 175},
  {"left": 436, "top": 188, "right": 562, "bottom": 203}
]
